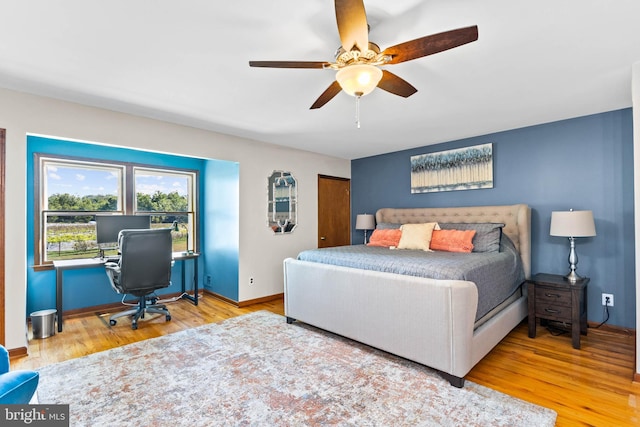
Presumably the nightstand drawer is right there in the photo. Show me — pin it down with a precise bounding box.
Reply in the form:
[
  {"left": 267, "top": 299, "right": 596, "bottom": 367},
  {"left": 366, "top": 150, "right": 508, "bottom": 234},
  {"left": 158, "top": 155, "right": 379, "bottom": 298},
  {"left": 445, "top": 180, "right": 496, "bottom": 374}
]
[
  {"left": 535, "top": 303, "right": 572, "bottom": 321},
  {"left": 535, "top": 287, "right": 571, "bottom": 306}
]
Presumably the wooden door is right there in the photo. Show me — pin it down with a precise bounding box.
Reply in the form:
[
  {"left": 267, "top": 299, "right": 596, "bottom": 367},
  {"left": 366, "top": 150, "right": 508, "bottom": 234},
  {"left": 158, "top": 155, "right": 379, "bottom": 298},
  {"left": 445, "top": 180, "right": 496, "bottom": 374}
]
[{"left": 317, "top": 175, "right": 350, "bottom": 248}]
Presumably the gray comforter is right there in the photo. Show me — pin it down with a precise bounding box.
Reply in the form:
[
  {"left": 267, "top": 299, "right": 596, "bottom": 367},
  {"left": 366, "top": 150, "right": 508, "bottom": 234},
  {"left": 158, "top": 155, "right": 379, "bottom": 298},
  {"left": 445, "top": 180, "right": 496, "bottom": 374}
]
[{"left": 297, "top": 236, "right": 525, "bottom": 321}]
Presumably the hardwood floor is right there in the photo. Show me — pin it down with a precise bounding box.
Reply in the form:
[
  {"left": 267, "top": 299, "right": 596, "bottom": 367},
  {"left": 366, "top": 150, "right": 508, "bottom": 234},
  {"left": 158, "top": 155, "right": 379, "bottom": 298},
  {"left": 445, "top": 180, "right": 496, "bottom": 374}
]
[
  {"left": 11, "top": 295, "right": 640, "bottom": 426},
  {"left": 468, "top": 322, "right": 640, "bottom": 426}
]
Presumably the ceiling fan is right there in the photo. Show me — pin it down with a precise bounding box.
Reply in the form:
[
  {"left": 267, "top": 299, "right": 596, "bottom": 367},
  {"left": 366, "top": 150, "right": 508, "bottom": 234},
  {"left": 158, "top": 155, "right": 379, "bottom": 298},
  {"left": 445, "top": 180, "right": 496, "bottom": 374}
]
[{"left": 249, "top": 0, "right": 478, "bottom": 110}]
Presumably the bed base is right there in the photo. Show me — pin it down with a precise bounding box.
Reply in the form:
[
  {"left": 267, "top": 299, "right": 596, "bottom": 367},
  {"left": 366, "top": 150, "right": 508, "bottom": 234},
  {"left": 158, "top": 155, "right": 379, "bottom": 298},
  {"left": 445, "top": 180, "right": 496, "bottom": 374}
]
[
  {"left": 286, "top": 314, "right": 466, "bottom": 387},
  {"left": 283, "top": 204, "right": 530, "bottom": 388}
]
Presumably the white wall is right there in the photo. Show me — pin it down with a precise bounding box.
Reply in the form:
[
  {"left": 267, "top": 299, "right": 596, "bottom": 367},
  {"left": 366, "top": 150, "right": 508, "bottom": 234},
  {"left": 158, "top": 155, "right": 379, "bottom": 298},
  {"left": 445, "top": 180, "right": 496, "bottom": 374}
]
[
  {"left": 0, "top": 87, "right": 350, "bottom": 350},
  {"left": 633, "top": 61, "right": 640, "bottom": 377}
]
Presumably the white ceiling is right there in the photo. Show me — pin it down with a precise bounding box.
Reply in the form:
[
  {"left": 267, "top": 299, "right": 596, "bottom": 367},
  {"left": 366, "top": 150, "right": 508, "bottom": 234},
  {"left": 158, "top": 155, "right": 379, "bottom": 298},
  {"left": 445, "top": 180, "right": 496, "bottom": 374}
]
[{"left": 1, "top": 0, "right": 639, "bottom": 160}]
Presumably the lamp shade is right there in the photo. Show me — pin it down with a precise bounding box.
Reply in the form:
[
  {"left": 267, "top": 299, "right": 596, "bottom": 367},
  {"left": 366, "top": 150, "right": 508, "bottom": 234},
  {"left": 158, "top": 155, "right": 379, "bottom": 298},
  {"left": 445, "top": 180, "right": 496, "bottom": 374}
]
[
  {"left": 355, "top": 214, "right": 376, "bottom": 230},
  {"left": 336, "top": 64, "right": 383, "bottom": 97},
  {"left": 550, "top": 210, "right": 596, "bottom": 237}
]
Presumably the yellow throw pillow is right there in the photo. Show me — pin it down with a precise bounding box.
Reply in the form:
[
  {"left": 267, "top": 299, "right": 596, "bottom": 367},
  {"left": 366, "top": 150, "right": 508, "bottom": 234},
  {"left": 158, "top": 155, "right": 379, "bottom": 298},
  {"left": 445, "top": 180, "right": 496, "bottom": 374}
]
[{"left": 398, "top": 222, "right": 438, "bottom": 251}]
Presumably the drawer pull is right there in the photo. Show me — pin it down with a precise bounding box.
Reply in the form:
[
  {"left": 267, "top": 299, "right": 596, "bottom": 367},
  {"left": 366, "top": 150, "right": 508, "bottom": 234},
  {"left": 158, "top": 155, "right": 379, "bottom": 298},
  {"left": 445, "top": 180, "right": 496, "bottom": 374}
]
[
  {"left": 544, "top": 293, "right": 561, "bottom": 298},
  {"left": 544, "top": 308, "right": 560, "bottom": 314}
]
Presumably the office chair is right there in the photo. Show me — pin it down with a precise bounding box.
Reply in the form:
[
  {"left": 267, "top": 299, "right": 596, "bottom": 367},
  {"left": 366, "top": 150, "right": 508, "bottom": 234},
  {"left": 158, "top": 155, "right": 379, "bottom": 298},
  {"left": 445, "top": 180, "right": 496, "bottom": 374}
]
[{"left": 105, "top": 228, "right": 173, "bottom": 330}]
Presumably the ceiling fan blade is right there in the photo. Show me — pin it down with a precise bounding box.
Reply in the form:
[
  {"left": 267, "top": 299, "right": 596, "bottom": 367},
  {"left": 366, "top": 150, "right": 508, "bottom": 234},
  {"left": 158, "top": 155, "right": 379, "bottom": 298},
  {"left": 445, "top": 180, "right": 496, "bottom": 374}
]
[
  {"left": 377, "top": 70, "right": 417, "bottom": 98},
  {"left": 382, "top": 25, "right": 478, "bottom": 65},
  {"left": 335, "top": 0, "right": 369, "bottom": 52},
  {"left": 249, "top": 61, "right": 329, "bottom": 69},
  {"left": 310, "top": 81, "right": 343, "bottom": 109}
]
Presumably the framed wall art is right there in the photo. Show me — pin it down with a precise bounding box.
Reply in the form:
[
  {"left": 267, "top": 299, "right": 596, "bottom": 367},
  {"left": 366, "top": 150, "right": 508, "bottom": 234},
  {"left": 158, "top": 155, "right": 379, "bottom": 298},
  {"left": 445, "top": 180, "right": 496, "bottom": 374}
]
[{"left": 410, "top": 143, "right": 493, "bottom": 193}]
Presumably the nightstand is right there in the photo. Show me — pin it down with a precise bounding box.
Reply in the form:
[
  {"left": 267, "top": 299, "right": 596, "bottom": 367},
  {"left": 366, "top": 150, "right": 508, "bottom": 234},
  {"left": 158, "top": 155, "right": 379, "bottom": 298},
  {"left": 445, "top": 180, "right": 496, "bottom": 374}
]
[{"left": 527, "top": 273, "right": 588, "bottom": 349}]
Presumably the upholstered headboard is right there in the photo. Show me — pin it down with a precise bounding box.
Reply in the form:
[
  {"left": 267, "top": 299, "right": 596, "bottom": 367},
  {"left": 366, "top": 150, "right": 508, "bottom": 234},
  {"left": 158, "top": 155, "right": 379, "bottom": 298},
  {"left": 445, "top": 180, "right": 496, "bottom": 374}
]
[{"left": 375, "top": 204, "right": 531, "bottom": 278}]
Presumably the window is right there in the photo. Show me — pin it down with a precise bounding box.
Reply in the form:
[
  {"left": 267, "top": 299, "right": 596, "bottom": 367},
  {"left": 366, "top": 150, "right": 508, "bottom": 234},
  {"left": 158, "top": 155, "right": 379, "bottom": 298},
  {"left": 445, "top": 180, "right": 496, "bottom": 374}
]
[
  {"left": 134, "top": 167, "right": 195, "bottom": 254},
  {"left": 35, "top": 154, "right": 198, "bottom": 265}
]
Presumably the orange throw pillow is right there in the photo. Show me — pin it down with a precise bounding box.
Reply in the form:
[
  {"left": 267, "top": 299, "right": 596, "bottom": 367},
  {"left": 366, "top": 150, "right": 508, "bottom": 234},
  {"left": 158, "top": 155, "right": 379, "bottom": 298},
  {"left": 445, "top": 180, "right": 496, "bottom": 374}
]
[
  {"left": 430, "top": 229, "right": 476, "bottom": 253},
  {"left": 367, "top": 229, "right": 402, "bottom": 248}
]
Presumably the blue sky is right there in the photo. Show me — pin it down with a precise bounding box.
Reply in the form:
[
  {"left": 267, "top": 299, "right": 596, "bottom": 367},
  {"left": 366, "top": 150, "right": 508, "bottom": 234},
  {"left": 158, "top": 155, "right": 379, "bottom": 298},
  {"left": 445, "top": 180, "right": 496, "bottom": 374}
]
[{"left": 45, "top": 164, "right": 188, "bottom": 197}]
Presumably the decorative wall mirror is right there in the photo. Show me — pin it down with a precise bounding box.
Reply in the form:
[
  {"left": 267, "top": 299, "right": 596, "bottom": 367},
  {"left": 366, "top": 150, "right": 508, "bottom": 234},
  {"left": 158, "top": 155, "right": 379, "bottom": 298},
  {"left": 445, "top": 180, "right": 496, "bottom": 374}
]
[{"left": 268, "top": 170, "right": 297, "bottom": 234}]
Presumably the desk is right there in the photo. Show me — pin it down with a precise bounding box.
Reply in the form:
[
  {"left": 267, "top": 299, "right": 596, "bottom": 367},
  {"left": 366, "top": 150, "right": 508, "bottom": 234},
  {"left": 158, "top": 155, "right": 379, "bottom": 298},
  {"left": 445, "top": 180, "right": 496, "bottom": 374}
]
[
  {"left": 172, "top": 252, "right": 200, "bottom": 306},
  {"left": 53, "top": 252, "right": 200, "bottom": 332}
]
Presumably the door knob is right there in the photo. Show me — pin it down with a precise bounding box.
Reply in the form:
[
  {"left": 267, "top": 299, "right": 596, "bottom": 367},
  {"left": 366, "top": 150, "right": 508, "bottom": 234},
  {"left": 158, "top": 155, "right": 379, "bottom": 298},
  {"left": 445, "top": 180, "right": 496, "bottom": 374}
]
[{"left": 320, "top": 236, "right": 326, "bottom": 240}]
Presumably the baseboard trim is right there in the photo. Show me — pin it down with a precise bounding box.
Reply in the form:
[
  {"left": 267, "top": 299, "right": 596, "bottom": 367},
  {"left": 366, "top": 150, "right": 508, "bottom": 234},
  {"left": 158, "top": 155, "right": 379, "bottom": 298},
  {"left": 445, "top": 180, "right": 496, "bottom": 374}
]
[
  {"left": 25, "top": 291, "right": 283, "bottom": 322},
  {"left": 203, "top": 290, "right": 237, "bottom": 306},
  {"left": 203, "top": 289, "right": 284, "bottom": 308},
  {"left": 8, "top": 346, "right": 28, "bottom": 359},
  {"left": 587, "top": 321, "right": 636, "bottom": 337},
  {"left": 27, "top": 292, "right": 187, "bottom": 321},
  {"left": 238, "top": 293, "right": 284, "bottom": 308}
]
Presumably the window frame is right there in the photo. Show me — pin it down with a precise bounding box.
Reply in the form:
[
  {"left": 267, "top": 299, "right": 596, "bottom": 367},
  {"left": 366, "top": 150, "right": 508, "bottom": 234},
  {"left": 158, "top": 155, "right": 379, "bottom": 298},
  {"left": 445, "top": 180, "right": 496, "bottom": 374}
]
[{"left": 34, "top": 153, "right": 199, "bottom": 267}]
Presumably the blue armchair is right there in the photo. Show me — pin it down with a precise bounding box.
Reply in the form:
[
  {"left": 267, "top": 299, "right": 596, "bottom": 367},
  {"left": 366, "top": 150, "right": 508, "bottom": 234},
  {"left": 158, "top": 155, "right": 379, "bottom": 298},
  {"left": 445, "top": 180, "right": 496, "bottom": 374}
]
[{"left": 0, "top": 345, "right": 39, "bottom": 404}]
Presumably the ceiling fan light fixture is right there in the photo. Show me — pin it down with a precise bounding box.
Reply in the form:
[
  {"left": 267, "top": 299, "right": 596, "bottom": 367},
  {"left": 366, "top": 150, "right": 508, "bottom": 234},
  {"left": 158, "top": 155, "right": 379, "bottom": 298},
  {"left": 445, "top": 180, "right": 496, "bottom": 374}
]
[{"left": 336, "top": 64, "right": 382, "bottom": 97}]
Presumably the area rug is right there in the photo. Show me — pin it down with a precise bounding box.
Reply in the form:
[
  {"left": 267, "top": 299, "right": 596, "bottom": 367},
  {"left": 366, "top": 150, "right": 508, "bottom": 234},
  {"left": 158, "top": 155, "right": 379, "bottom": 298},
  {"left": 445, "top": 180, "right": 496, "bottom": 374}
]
[{"left": 36, "top": 311, "right": 557, "bottom": 426}]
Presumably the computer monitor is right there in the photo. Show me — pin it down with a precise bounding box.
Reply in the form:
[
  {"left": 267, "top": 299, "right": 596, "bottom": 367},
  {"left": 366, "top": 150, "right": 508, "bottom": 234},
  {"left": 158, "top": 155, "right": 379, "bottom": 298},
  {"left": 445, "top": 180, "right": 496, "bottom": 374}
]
[{"left": 95, "top": 215, "right": 151, "bottom": 246}]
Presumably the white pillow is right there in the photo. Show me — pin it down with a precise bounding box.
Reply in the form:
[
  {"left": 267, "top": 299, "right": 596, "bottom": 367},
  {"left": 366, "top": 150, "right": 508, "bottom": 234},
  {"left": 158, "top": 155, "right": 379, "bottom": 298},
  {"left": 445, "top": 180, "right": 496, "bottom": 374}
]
[{"left": 398, "top": 222, "right": 439, "bottom": 251}]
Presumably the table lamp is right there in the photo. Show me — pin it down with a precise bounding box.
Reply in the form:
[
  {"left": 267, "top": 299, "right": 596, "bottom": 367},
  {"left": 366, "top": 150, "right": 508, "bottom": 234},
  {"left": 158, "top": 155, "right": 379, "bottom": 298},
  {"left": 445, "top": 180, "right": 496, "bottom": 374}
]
[
  {"left": 550, "top": 209, "right": 596, "bottom": 282},
  {"left": 355, "top": 214, "right": 376, "bottom": 244}
]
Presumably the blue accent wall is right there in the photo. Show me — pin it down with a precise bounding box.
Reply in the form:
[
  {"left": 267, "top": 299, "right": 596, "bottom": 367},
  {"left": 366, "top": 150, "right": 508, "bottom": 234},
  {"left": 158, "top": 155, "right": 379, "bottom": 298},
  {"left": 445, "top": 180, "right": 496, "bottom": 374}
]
[
  {"left": 26, "top": 135, "right": 240, "bottom": 314},
  {"left": 351, "top": 109, "right": 635, "bottom": 328},
  {"left": 203, "top": 159, "right": 239, "bottom": 301}
]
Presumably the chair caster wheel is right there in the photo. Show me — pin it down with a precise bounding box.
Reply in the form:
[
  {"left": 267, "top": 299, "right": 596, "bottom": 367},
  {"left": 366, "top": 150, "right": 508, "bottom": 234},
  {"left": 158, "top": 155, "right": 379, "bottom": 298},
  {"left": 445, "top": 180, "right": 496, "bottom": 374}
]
[
  {"left": 166, "top": 315, "right": 172, "bottom": 321},
  {"left": 109, "top": 319, "right": 117, "bottom": 326},
  {"left": 131, "top": 323, "right": 138, "bottom": 330}
]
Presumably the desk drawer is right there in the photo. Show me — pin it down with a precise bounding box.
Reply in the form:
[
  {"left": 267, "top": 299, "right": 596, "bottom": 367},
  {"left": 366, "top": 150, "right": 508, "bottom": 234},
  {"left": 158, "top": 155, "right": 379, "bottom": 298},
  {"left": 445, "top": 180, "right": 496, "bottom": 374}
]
[{"left": 535, "top": 287, "right": 571, "bottom": 307}]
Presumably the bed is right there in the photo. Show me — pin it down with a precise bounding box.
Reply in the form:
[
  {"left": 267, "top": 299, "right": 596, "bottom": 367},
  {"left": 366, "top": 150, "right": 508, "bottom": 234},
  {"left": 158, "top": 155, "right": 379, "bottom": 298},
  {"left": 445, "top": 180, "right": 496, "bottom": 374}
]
[{"left": 283, "top": 204, "right": 531, "bottom": 387}]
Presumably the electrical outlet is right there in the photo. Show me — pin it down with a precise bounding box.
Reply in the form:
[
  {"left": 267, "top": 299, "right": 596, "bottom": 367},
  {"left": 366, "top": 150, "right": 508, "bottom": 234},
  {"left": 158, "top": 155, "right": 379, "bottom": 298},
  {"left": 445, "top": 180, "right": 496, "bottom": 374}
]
[
  {"left": 249, "top": 277, "right": 254, "bottom": 285},
  {"left": 206, "top": 275, "right": 211, "bottom": 285},
  {"left": 602, "top": 293, "right": 614, "bottom": 307}
]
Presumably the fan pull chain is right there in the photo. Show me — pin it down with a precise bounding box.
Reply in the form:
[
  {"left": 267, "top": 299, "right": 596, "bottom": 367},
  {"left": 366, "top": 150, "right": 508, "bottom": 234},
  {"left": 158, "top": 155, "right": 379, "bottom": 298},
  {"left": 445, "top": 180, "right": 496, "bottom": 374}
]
[{"left": 355, "top": 94, "right": 362, "bottom": 128}]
